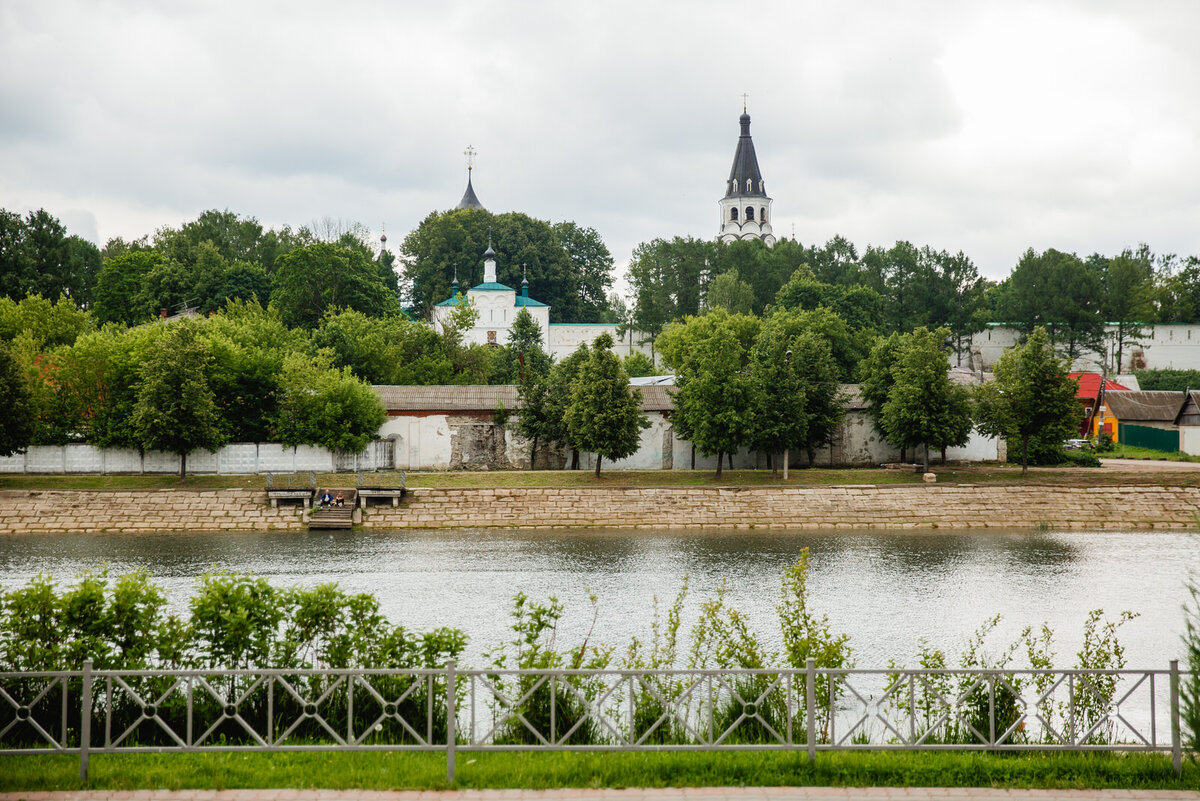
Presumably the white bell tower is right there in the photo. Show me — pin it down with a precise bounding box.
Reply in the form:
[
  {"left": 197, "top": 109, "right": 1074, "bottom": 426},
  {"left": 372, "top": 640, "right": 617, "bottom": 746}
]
[{"left": 718, "top": 100, "right": 775, "bottom": 247}]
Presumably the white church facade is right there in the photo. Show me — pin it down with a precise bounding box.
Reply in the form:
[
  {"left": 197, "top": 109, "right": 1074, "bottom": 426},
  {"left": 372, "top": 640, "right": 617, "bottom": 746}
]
[{"left": 429, "top": 242, "right": 650, "bottom": 360}]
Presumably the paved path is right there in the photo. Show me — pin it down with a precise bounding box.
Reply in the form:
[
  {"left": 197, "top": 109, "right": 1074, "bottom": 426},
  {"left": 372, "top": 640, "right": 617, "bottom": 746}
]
[
  {"left": 1098, "top": 458, "right": 1200, "bottom": 471},
  {"left": 3, "top": 789, "right": 1198, "bottom": 801}
]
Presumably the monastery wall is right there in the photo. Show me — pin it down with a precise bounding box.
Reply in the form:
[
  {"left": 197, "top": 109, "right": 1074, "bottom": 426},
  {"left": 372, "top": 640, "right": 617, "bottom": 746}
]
[{"left": 2, "top": 484, "right": 1197, "bottom": 534}]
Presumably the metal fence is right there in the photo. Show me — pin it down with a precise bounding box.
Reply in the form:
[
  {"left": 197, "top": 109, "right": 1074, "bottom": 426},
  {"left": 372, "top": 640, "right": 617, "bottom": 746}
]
[
  {"left": 0, "top": 660, "right": 1188, "bottom": 781},
  {"left": 1121, "top": 424, "right": 1181, "bottom": 453}
]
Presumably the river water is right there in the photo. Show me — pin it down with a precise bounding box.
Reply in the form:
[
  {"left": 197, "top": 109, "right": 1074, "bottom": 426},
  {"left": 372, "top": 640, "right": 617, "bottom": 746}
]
[{"left": 0, "top": 528, "right": 1196, "bottom": 670}]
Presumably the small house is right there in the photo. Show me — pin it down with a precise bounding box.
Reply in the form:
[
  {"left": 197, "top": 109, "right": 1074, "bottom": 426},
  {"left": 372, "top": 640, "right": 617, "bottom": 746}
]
[{"left": 1102, "top": 390, "right": 1186, "bottom": 450}]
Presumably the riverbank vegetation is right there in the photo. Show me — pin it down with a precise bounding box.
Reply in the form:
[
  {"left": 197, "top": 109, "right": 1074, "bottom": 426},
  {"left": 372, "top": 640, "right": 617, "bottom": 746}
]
[{"left": 2, "top": 750, "right": 1197, "bottom": 792}]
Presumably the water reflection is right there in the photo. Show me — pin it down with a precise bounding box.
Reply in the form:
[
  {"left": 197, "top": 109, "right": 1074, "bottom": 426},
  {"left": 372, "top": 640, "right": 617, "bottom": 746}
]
[{"left": 0, "top": 528, "right": 1193, "bottom": 671}]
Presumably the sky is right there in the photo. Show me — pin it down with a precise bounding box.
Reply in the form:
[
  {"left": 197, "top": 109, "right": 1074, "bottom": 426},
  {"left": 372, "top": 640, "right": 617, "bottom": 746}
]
[{"left": 3, "top": 0, "right": 1200, "bottom": 288}]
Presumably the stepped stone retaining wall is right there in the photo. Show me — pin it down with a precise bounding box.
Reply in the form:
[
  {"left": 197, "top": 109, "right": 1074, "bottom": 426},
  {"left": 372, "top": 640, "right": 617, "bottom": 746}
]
[{"left": 2, "top": 484, "right": 1199, "bottom": 534}]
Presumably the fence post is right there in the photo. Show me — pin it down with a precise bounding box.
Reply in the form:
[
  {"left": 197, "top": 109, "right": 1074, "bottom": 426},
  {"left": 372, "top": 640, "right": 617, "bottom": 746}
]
[
  {"left": 1170, "top": 659, "right": 1182, "bottom": 777},
  {"left": 446, "top": 659, "right": 457, "bottom": 784},
  {"left": 79, "top": 660, "right": 93, "bottom": 782},
  {"left": 806, "top": 658, "right": 816, "bottom": 761}
]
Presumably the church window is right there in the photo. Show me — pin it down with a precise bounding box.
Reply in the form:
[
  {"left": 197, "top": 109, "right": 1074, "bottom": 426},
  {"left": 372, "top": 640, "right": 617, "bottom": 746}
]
[
  {"left": 760, "top": 207, "right": 767, "bottom": 222},
  {"left": 730, "top": 207, "right": 738, "bottom": 221},
  {"left": 731, "top": 179, "right": 739, "bottom": 193},
  {"left": 745, "top": 206, "right": 754, "bottom": 221}
]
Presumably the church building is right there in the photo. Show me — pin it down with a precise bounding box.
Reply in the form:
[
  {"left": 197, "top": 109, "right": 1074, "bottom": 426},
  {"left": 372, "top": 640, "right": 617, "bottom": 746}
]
[
  {"left": 717, "top": 108, "right": 775, "bottom": 246},
  {"left": 431, "top": 242, "right": 550, "bottom": 348}
]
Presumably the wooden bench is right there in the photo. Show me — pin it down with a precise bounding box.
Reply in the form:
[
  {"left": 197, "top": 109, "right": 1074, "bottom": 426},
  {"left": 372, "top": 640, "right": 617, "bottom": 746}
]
[{"left": 356, "top": 471, "right": 406, "bottom": 508}]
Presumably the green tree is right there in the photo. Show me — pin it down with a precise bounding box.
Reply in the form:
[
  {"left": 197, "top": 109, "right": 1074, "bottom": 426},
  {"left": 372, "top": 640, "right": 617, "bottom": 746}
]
[
  {"left": 1099, "top": 246, "right": 1155, "bottom": 371},
  {"left": 201, "top": 301, "right": 308, "bottom": 442},
  {"left": 805, "top": 235, "right": 870, "bottom": 288},
  {"left": 938, "top": 251, "right": 990, "bottom": 366},
  {"left": 1155, "top": 255, "right": 1200, "bottom": 323},
  {"left": 749, "top": 316, "right": 809, "bottom": 475},
  {"left": 659, "top": 310, "right": 760, "bottom": 478},
  {"left": 44, "top": 324, "right": 161, "bottom": 448},
  {"left": 130, "top": 320, "right": 227, "bottom": 479},
  {"left": 0, "top": 209, "right": 100, "bottom": 304},
  {"left": 313, "top": 308, "right": 455, "bottom": 386},
  {"left": 0, "top": 294, "right": 92, "bottom": 349},
  {"left": 551, "top": 221, "right": 614, "bottom": 321},
  {"left": 401, "top": 209, "right": 612, "bottom": 322},
  {"left": 153, "top": 208, "right": 291, "bottom": 275},
  {"left": 974, "top": 327, "right": 1081, "bottom": 474},
  {"left": 627, "top": 237, "right": 714, "bottom": 349},
  {"left": 704, "top": 268, "right": 754, "bottom": 314},
  {"left": 858, "top": 332, "right": 907, "bottom": 457},
  {"left": 543, "top": 343, "right": 590, "bottom": 469},
  {"left": 622, "top": 351, "right": 657, "bottom": 378},
  {"left": 790, "top": 328, "right": 845, "bottom": 467},
  {"left": 490, "top": 308, "right": 553, "bottom": 385},
  {"left": 93, "top": 250, "right": 164, "bottom": 325},
  {"left": 271, "top": 242, "right": 400, "bottom": 329},
  {"left": 994, "top": 248, "right": 1105, "bottom": 363},
  {"left": 0, "top": 210, "right": 32, "bottom": 300},
  {"left": 880, "top": 327, "right": 973, "bottom": 470},
  {"left": 0, "top": 343, "right": 35, "bottom": 456},
  {"left": 774, "top": 269, "right": 885, "bottom": 332},
  {"left": 564, "top": 332, "right": 648, "bottom": 476},
  {"left": 272, "top": 352, "right": 386, "bottom": 453},
  {"left": 515, "top": 370, "right": 554, "bottom": 469}
]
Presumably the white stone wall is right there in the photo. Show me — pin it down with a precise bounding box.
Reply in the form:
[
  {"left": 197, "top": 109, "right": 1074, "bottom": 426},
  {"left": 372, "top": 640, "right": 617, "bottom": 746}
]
[
  {"left": 547, "top": 325, "right": 654, "bottom": 361},
  {"left": 375, "top": 409, "right": 1004, "bottom": 471},
  {"left": 378, "top": 414, "right": 454, "bottom": 470},
  {"left": 0, "top": 443, "right": 353, "bottom": 474},
  {"left": 0, "top": 415, "right": 1005, "bottom": 475},
  {"left": 970, "top": 323, "right": 1200, "bottom": 372}
]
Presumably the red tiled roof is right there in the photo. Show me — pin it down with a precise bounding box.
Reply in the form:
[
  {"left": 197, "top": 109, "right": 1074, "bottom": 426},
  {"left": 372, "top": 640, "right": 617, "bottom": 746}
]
[{"left": 1068, "top": 372, "right": 1130, "bottom": 400}]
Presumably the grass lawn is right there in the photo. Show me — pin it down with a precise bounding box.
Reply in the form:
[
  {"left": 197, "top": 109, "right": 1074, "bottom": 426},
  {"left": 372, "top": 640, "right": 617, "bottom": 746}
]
[
  {"left": 1104, "top": 444, "right": 1200, "bottom": 462},
  {"left": 1, "top": 750, "right": 1196, "bottom": 792},
  {"left": 5, "top": 463, "right": 1200, "bottom": 493}
]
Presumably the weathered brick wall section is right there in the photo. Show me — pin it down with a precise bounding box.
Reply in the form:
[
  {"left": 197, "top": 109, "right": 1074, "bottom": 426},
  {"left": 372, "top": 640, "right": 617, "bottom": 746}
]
[
  {"left": 0, "top": 489, "right": 305, "bottom": 534},
  {"left": 1, "top": 485, "right": 1198, "bottom": 534}
]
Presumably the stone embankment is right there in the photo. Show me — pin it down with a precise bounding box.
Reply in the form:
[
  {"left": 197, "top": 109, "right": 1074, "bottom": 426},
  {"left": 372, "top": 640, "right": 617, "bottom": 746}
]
[{"left": 1, "top": 484, "right": 1199, "bottom": 534}]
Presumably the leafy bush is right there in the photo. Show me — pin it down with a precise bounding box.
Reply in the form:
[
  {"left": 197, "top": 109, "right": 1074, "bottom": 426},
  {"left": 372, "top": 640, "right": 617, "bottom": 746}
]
[
  {"left": 487, "top": 591, "right": 610, "bottom": 745},
  {"left": 1061, "top": 449, "right": 1102, "bottom": 467},
  {"left": 778, "top": 548, "right": 852, "bottom": 741},
  {"left": 1180, "top": 576, "right": 1199, "bottom": 756},
  {"left": 1133, "top": 368, "right": 1200, "bottom": 392}
]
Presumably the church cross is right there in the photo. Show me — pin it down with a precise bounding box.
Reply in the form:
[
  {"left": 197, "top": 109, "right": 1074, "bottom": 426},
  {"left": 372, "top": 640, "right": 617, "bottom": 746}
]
[
  {"left": 741, "top": 92, "right": 749, "bottom": 112},
  {"left": 464, "top": 145, "right": 477, "bottom": 171}
]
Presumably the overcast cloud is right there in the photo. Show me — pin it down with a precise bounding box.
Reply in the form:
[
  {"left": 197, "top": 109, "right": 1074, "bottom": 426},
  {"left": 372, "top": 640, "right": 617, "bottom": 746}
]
[{"left": 3, "top": 0, "right": 1199, "bottom": 285}]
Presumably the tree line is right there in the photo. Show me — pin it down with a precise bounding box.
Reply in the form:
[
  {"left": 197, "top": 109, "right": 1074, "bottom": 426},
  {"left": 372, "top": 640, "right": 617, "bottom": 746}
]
[
  {"left": 626, "top": 235, "right": 1200, "bottom": 370},
  {"left": 506, "top": 298, "right": 1080, "bottom": 477},
  {"left": 0, "top": 204, "right": 1142, "bottom": 477}
]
